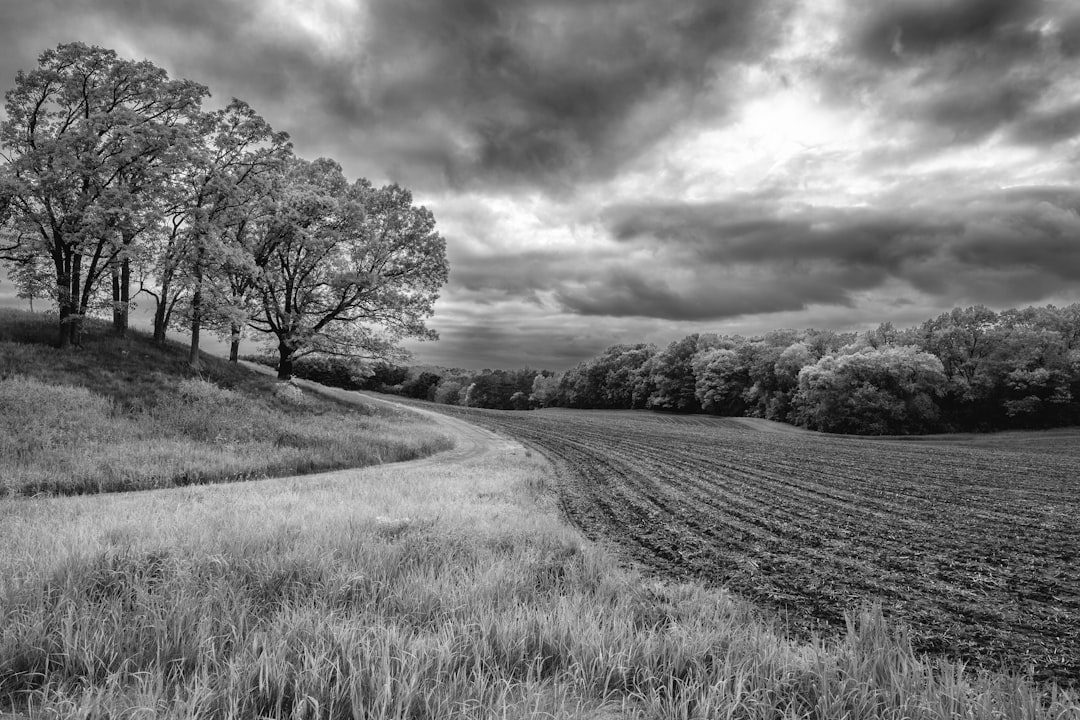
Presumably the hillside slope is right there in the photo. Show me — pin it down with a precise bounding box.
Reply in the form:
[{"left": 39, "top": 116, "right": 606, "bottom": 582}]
[{"left": 0, "top": 310, "right": 451, "bottom": 496}]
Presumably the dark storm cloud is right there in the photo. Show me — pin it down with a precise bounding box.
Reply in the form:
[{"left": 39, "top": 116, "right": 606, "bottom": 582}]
[
  {"left": 1010, "top": 103, "right": 1080, "bottom": 145},
  {"left": 449, "top": 248, "right": 578, "bottom": 302},
  {"left": 95, "top": 0, "right": 251, "bottom": 40},
  {"left": 855, "top": 0, "right": 1043, "bottom": 64},
  {"left": 0, "top": 1, "right": 290, "bottom": 109},
  {"left": 354, "top": 0, "right": 793, "bottom": 186},
  {"left": 555, "top": 268, "right": 859, "bottom": 321},
  {"left": 89, "top": 1, "right": 357, "bottom": 112},
  {"left": 592, "top": 186, "right": 1080, "bottom": 321},
  {"left": 823, "top": 0, "right": 1080, "bottom": 149},
  {"left": 1060, "top": 12, "right": 1080, "bottom": 56},
  {"left": 0, "top": 1, "right": 76, "bottom": 88},
  {"left": 945, "top": 189, "right": 1080, "bottom": 279},
  {"left": 921, "top": 81, "right": 1043, "bottom": 142},
  {"left": 606, "top": 201, "right": 954, "bottom": 271},
  {"left": 0, "top": 0, "right": 795, "bottom": 189}
]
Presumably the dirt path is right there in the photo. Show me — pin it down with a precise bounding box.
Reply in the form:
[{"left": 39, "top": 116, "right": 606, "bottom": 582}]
[{"left": 239, "top": 361, "right": 515, "bottom": 467}]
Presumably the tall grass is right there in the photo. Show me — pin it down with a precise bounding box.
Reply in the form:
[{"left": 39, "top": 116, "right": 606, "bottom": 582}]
[
  {"left": 0, "top": 311, "right": 451, "bottom": 496},
  {"left": 2, "top": 309, "right": 1077, "bottom": 717},
  {"left": 1, "top": 439, "right": 1076, "bottom": 719}
]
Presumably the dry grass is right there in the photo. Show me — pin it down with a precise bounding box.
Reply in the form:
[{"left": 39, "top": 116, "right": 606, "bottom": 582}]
[
  {"left": 0, "top": 310, "right": 451, "bottom": 496},
  {"left": 1, "top": 439, "right": 1077, "bottom": 718}
]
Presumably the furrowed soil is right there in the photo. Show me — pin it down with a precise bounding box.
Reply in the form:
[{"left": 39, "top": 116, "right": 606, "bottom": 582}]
[{"left": 403, "top": 403, "right": 1080, "bottom": 690}]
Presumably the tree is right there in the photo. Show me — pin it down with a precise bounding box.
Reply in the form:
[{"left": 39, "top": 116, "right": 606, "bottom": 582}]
[
  {"left": 433, "top": 378, "right": 464, "bottom": 405},
  {"left": 1, "top": 210, "right": 53, "bottom": 311},
  {"left": 7, "top": 253, "right": 53, "bottom": 311},
  {"left": 739, "top": 330, "right": 803, "bottom": 421},
  {"left": 530, "top": 371, "right": 560, "bottom": 407},
  {"left": 249, "top": 157, "right": 448, "bottom": 379},
  {"left": 793, "top": 345, "right": 947, "bottom": 434},
  {"left": 556, "top": 363, "right": 598, "bottom": 408},
  {"left": 453, "top": 369, "right": 537, "bottom": 409},
  {"left": 402, "top": 371, "right": 442, "bottom": 399},
  {"left": 915, "top": 305, "right": 1016, "bottom": 427},
  {"left": 986, "top": 308, "right": 1078, "bottom": 426},
  {"left": 555, "top": 344, "right": 654, "bottom": 409},
  {"left": 0, "top": 42, "right": 207, "bottom": 347},
  {"left": 175, "top": 100, "right": 290, "bottom": 368},
  {"left": 917, "top": 306, "right": 999, "bottom": 396},
  {"left": 135, "top": 187, "right": 191, "bottom": 344},
  {"left": 596, "top": 344, "right": 656, "bottom": 408},
  {"left": 648, "top": 335, "right": 704, "bottom": 412},
  {"left": 693, "top": 345, "right": 750, "bottom": 415},
  {"left": 356, "top": 363, "right": 409, "bottom": 390}
]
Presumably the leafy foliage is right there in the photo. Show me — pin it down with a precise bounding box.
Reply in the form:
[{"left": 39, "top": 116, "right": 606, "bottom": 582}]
[
  {"left": 1, "top": 43, "right": 447, "bottom": 378},
  {"left": 1, "top": 42, "right": 207, "bottom": 346},
  {"left": 249, "top": 158, "right": 448, "bottom": 379},
  {"left": 537, "top": 304, "right": 1080, "bottom": 434},
  {"left": 793, "top": 346, "right": 947, "bottom": 434}
]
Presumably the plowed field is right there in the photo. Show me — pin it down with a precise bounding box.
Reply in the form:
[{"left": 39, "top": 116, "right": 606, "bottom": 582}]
[{"left": 425, "top": 405, "right": 1080, "bottom": 688}]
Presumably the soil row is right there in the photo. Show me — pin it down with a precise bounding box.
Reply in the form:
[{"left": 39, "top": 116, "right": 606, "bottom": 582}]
[{"left": 439, "top": 406, "right": 1080, "bottom": 689}]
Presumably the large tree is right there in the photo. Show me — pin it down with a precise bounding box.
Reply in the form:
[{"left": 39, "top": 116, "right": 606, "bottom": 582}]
[
  {"left": 793, "top": 346, "right": 948, "bottom": 434},
  {"left": 177, "top": 100, "right": 290, "bottom": 368},
  {"left": 131, "top": 99, "right": 288, "bottom": 362},
  {"left": 648, "top": 334, "right": 705, "bottom": 412},
  {"left": 249, "top": 157, "right": 448, "bottom": 380},
  {"left": 0, "top": 42, "right": 206, "bottom": 347}
]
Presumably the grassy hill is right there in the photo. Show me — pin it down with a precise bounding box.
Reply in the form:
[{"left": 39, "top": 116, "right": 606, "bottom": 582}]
[{"left": 0, "top": 309, "right": 451, "bottom": 496}]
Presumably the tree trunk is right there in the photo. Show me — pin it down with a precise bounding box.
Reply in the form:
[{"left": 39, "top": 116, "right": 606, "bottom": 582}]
[
  {"left": 189, "top": 245, "right": 205, "bottom": 368},
  {"left": 111, "top": 266, "right": 123, "bottom": 335},
  {"left": 229, "top": 323, "right": 241, "bottom": 362},
  {"left": 164, "top": 293, "right": 179, "bottom": 338},
  {"left": 153, "top": 300, "right": 168, "bottom": 344},
  {"left": 152, "top": 277, "right": 171, "bottom": 344},
  {"left": 55, "top": 248, "right": 78, "bottom": 349},
  {"left": 277, "top": 341, "right": 293, "bottom": 380},
  {"left": 188, "top": 284, "right": 202, "bottom": 369},
  {"left": 151, "top": 265, "right": 181, "bottom": 345},
  {"left": 121, "top": 257, "right": 130, "bottom": 333},
  {"left": 57, "top": 271, "right": 72, "bottom": 349},
  {"left": 68, "top": 253, "right": 83, "bottom": 347},
  {"left": 111, "top": 258, "right": 131, "bottom": 337}
]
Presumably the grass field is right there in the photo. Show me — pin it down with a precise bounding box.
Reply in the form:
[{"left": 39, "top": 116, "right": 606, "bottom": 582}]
[
  {"left": 4, "top": 420, "right": 1078, "bottom": 718},
  {"left": 2, "top": 310, "right": 1079, "bottom": 717},
  {"left": 0, "top": 310, "right": 451, "bottom": 496},
  {"left": 401, "top": 403, "right": 1080, "bottom": 692}
]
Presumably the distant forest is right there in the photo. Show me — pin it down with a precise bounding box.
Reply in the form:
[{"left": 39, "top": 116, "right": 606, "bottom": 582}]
[{"left": 256, "top": 303, "right": 1080, "bottom": 435}]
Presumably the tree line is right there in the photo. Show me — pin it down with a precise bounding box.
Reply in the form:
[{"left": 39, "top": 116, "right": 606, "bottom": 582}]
[
  {"left": 311, "top": 303, "right": 1077, "bottom": 435},
  {"left": 0, "top": 43, "right": 448, "bottom": 378},
  {"left": 552, "top": 304, "right": 1080, "bottom": 433},
  {"left": 246, "top": 353, "right": 548, "bottom": 412}
]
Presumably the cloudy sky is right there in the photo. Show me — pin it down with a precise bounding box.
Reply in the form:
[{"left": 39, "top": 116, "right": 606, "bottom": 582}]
[{"left": 2, "top": 0, "right": 1080, "bottom": 370}]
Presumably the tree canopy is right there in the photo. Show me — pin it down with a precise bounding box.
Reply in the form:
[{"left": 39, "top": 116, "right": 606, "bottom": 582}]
[
  {"left": 249, "top": 157, "right": 448, "bottom": 379},
  {"left": 1, "top": 42, "right": 208, "bottom": 347},
  {"left": 1, "top": 43, "right": 448, "bottom": 377}
]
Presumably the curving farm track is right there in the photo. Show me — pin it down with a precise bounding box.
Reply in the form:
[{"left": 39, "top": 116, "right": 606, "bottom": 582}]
[{"left": 426, "top": 405, "right": 1080, "bottom": 688}]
